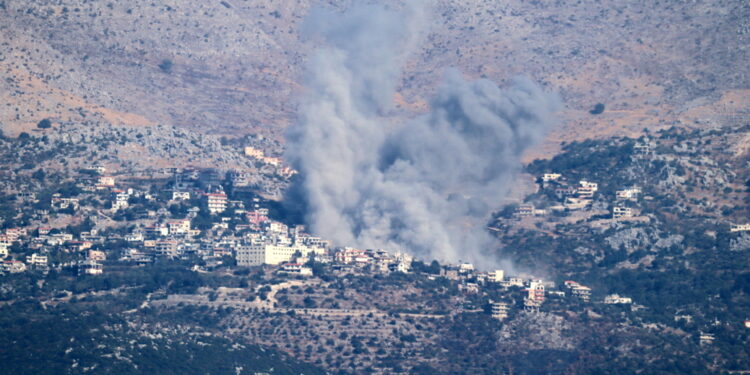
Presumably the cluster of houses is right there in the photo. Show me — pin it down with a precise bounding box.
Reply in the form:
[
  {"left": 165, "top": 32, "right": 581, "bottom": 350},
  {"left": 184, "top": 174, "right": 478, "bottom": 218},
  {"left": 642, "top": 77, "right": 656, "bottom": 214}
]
[
  {"left": 730, "top": 224, "right": 750, "bottom": 232},
  {"left": 516, "top": 174, "right": 603, "bottom": 215},
  {"left": 0, "top": 165, "right": 240, "bottom": 274},
  {"left": 0, "top": 162, "right": 640, "bottom": 323},
  {"left": 2, "top": 181, "right": 630, "bottom": 319},
  {"left": 417, "top": 263, "right": 619, "bottom": 320},
  {"left": 330, "top": 247, "right": 413, "bottom": 273},
  {"left": 243, "top": 146, "right": 295, "bottom": 178},
  {"left": 484, "top": 276, "right": 627, "bottom": 320},
  {"left": 1, "top": 228, "right": 43, "bottom": 273},
  {"left": 0, "top": 226, "right": 106, "bottom": 274},
  {"left": 563, "top": 280, "right": 592, "bottom": 302},
  {"left": 0, "top": 197, "right": 418, "bottom": 280},
  {"left": 487, "top": 278, "right": 638, "bottom": 321},
  {"left": 515, "top": 173, "right": 642, "bottom": 221},
  {"left": 243, "top": 146, "right": 282, "bottom": 167}
]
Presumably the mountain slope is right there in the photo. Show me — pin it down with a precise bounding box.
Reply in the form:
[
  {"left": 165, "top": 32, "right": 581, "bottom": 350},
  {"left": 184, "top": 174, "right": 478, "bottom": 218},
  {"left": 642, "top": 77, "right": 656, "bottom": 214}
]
[{"left": 1, "top": 0, "right": 748, "bottom": 155}]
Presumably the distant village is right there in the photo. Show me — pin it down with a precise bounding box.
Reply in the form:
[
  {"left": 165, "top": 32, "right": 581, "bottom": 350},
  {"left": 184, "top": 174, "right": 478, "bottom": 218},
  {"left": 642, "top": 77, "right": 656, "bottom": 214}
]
[
  {"left": 2, "top": 125, "right": 749, "bottom": 375},
  {"left": 513, "top": 172, "right": 642, "bottom": 221},
  {"left": 0, "top": 144, "right": 678, "bottom": 322}
]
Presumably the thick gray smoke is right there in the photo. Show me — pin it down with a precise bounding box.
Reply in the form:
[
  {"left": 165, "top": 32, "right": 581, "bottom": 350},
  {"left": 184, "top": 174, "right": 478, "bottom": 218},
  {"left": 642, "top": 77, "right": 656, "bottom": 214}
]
[{"left": 285, "top": 2, "right": 560, "bottom": 267}]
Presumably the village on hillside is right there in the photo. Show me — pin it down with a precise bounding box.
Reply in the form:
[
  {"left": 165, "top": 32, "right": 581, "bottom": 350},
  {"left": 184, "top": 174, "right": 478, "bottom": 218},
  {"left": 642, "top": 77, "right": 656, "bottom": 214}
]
[{"left": 0, "top": 148, "right": 651, "bottom": 323}]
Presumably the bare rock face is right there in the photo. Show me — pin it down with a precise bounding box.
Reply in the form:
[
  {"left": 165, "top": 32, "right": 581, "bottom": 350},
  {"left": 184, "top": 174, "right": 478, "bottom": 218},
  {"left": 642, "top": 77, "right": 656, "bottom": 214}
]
[
  {"left": 2, "top": 1, "right": 748, "bottom": 154},
  {"left": 0, "top": 0, "right": 307, "bottom": 138}
]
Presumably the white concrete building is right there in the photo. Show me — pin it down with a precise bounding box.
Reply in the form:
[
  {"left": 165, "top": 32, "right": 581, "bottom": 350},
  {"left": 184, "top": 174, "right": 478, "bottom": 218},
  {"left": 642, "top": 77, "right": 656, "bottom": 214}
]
[
  {"left": 51, "top": 196, "right": 80, "bottom": 210},
  {"left": 235, "top": 243, "right": 325, "bottom": 266},
  {"left": 230, "top": 171, "right": 254, "bottom": 187},
  {"left": 335, "top": 247, "right": 366, "bottom": 264},
  {"left": 126, "top": 232, "right": 144, "bottom": 242},
  {"left": 633, "top": 143, "right": 651, "bottom": 154},
  {"left": 699, "top": 333, "right": 715, "bottom": 346},
  {"left": 579, "top": 180, "right": 598, "bottom": 191},
  {"left": 244, "top": 146, "right": 264, "bottom": 158},
  {"left": 280, "top": 263, "right": 313, "bottom": 276},
  {"left": 390, "top": 258, "right": 411, "bottom": 273},
  {"left": 113, "top": 190, "right": 130, "bottom": 211},
  {"left": 459, "top": 263, "right": 475, "bottom": 273},
  {"left": 297, "top": 235, "right": 330, "bottom": 249},
  {"left": 577, "top": 180, "right": 598, "bottom": 199},
  {"left": 79, "top": 260, "right": 103, "bottom": 275},
  {"left": 145, "top": 225, "right": 169, "bottom": 237},
  {"left": 154, "top": 240, "right": 179, "bottom": 257},
  {"left": 488, "top": 270, "right": 505, "bottom": 283},
  {"left": 3, "top": 260, "right": 27, "bottom": 273},
  {"left": 516, "top": 204, "right": 535, "bottom": 217},
  {"left": 502, "top": 277, "right": 525, "bottom": 288},
  {"left": 26, "top": 253, "right": 48, "bottom": 267},
  {"left": 87, "top": 250, "right": 107, "bottom": 261},
  {"left": 525, "top": 279, "right": 545, "bottom": 308},
  {"left": 613, "top": 206, "right": 633, "bottom": 220},
  {"left": 171, "top": 191, "right": 191, "bottom": 201},
  {"left": 205, "top": 193, "right": 227, "bottom": 214},
  {"left": 167, "top": 219, "right": 191, "bottom": 235},
  {"left": 616, "top": 187, "right": 641, "bottom": 200},
  {"left": 542, "top": 173, "right": 562, "bottom": 182},
  {"left": 604, "top": 294, "right": 633, "bottom": 304},
  {"left": 565, "top": 281, "right": 592, "bottom": 302},
  {"left": 491, "top": 301, "right": 510, "bottom": 320},
  {"left": 97, "top": 176, "right": 115, "bottom": 187},
  {"left": 266, "top": 221, "right": 289, "bottom": 236}
]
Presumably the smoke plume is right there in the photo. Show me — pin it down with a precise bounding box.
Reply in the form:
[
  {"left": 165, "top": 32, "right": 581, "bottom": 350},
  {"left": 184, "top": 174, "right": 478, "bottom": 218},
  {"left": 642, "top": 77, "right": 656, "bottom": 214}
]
[{"left": 285, "top": 2, "right": 560, "bottom": 267}]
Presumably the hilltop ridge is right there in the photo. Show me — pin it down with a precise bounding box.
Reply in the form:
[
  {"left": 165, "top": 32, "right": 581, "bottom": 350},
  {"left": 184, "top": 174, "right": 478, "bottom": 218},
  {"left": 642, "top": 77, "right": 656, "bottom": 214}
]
[{"left": 1, "top": 0, "right": 748, "bottom": 158}]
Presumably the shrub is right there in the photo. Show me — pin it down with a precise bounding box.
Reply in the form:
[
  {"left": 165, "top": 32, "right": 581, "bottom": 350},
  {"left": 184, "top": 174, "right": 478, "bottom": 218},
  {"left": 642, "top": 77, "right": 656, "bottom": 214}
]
[
  {"left": 37, "top": 119, "right": 52, "bottom": 129},
  {"left": 159, "top": 59, "right": 173, "bottom": 73},
  {"left": 589, "top": 103, "right": 605, "bottom": 115}
]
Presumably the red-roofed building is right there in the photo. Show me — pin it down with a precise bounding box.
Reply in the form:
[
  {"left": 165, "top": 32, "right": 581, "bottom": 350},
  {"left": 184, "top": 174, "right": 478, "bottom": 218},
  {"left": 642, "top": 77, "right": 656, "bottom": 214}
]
[
  {"left": 335, "top": 247, "right": 369, "bottom": 264},
  {"left": 247, "top": 209, "right": 269, "bottom": 225}
]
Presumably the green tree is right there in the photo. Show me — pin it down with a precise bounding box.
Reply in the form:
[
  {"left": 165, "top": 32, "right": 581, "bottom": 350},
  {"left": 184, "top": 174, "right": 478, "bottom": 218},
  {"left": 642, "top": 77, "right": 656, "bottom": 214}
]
[
  {"left": 32, "top": 169, "right": 45, "bottom": 182},
  {"left": 36, "top": 119, "right": 52, "bottom": 129},
  {"left": 159, "top": 59, "right": 173, "bottom": 73}
]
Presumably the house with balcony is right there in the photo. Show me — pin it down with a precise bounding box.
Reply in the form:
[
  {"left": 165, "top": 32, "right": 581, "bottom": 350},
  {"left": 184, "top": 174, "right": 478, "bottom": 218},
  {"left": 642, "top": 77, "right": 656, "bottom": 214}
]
[{"left": 205, "top": 193, "right": 228, "bottom": 214}]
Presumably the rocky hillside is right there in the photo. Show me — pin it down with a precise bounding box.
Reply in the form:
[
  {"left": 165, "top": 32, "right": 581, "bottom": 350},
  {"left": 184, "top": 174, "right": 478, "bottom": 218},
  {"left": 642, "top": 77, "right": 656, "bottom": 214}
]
[
  {"left": 492, "top": 124, "right": 750, "bottom": 366},
  {"left": 1, "top": 0, "right": 748, "bottom": 157},
  {"left": 0, "top": 122, "right": 290, "bottom": 200}
]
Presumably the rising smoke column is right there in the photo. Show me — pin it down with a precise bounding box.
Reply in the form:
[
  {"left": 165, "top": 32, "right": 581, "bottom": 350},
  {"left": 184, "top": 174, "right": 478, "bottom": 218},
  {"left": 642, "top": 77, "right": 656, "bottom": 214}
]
[{"left": 285, "top": 2, "right": 560, "bottom": 267}]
